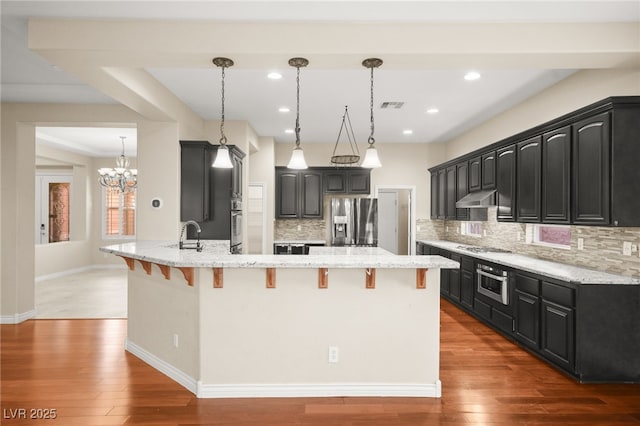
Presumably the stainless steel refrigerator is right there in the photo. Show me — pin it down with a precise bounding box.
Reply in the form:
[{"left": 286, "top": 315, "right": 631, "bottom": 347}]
[{"left": 330, "top": 198, "right": 378, "bottom": 246}]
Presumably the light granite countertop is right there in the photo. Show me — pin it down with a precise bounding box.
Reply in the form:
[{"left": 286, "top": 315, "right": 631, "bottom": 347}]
[
  {"left": 101, "top": 240, "right": 459, "bottom": 270},
  {"left": 309, "top": 246, "right": 393, "bottom": 256},
  {"left": 418, "top": 240, "right": 640, "bottom": 285}
]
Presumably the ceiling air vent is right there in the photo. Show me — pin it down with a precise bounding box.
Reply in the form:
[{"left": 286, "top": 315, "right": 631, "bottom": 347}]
[{"left": 380, "top": 101, "right": 404, "bottom": 109}]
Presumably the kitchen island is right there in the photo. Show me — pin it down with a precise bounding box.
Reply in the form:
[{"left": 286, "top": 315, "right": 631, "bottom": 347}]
[{"left": 100, "top": 241, "right": 458, "bottom": 398}]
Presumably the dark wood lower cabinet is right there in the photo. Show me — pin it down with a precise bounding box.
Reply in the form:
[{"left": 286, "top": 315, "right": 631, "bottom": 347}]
[
  {"left": 541, "top": 300, "right": 574, "bottom": 371},
  {"left": 418, "top": 242, "right": 640, "bottom": 383}
]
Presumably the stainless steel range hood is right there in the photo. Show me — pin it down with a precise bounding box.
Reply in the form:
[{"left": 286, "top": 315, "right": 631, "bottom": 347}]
[{"left": 456, "top": 189, "right": 496, "bottom": 208}]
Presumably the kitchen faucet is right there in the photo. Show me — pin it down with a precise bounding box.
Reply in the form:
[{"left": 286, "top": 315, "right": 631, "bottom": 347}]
[{"left": 179, "top": 220, "right": 203, "bottom": 252}]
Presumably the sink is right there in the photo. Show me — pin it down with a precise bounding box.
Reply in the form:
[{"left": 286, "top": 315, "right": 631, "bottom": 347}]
[{"left": 456, "top": 245, "right": 511, "bottom": 254}]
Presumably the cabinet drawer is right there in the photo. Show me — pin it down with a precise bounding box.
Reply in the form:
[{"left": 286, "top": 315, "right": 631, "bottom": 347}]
[
  {"left": 541, "top": 281, "right": 574, "bottom": 307},
  {"left": 515, "top": 273, "right": 540, "bottom": 295},
  {"left": 461, "top": 257, "right": 473, "bottom": 272}
]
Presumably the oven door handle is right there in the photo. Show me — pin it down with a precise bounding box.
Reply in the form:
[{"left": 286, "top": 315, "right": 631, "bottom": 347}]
[{"left": 476, "top": 269, "right": 506, "bottom": 282}]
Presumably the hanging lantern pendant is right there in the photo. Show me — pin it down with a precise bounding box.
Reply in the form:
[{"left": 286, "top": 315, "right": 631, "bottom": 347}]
[{"left": 331, "top": 106, "right": 360, "bottom": 166}]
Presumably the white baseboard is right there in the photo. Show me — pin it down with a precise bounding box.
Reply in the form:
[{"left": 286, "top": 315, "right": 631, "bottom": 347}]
[
  {"left": 197, "top": 381, "right": 442, "bottom": 399},
  {"left": 125, "top": 339, "right": 198, "bottom": 394},
  {"left": 1, "top": 309, "right": 37, "bottom": 324},
  {"left": 36, "top": 264, "right": 126, "bottom": 282}
]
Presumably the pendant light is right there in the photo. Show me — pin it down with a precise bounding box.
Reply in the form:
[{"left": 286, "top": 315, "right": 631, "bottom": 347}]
[
  {"left": 361, "top": 58, "right": 383, "bottom": 168},
  {"left": 212, "top": 57, "right": 234, "bottom": 168},
  {"left": 287, "top": 57, "right": 309, "bottom": 170}
]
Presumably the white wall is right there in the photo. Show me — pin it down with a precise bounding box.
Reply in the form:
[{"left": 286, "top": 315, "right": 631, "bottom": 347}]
[
  {"left": 444, "top": 69, "right": 640, "bottom": 160},
  {"left": 248, "top": 137, "right": 276, "bottom": 253}
]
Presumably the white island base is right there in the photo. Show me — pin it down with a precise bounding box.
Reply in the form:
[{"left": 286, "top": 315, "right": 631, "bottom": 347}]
[{"left": 103, "top": 242, "right": 458, "bottom": 399}]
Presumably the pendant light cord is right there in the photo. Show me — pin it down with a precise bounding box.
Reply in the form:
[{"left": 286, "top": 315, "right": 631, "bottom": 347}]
[
  {"left": 295, "top": 65, "right": 301, "bottom": 148},
  {"left": 368, "top": 65, "right": 375, "bottom": 146},
  {"left": 220, "top": 65, "right": 227, "bottom": 145}
]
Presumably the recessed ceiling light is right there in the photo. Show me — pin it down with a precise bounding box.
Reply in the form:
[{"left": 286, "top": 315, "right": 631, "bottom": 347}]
[
  {"left": 464, "top": 71, "right": 481, "bottom": 81},
  {"left": 403, "top": 129, "right": 413, "bottom": 135},
  {"left": 426, "top": 108, "right": 439, "bottom": 114},
  {"left": 267, "top": 72, "right": 283, "bottom": 80},
  {"left": 284, "top": 129, "right": 294, "bottom": 134},
  {"left": 278, "top": 107, "right": 290, "bottom": 113}
]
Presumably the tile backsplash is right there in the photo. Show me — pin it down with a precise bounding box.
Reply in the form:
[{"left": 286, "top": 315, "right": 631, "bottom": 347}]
[
  {"left": 275, "top": 219, "right": 328, "bottom": 242},
  {"left": 417, "top": 207, "right": 640, "bottom": 278}
]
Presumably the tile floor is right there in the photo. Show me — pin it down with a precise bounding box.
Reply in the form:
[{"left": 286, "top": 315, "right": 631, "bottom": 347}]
[{"left": 35, "top": 268, "right": 127, "bottom": 319}]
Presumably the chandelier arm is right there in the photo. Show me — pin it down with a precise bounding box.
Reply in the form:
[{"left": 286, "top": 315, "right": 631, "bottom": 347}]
[{"left": 344, "top": 107, "right": 360, "bottom": 156}]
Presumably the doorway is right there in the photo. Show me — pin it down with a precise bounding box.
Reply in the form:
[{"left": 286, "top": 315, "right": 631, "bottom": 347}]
[
  {"left": 376, "top": 186, "right": 415, "bottom": 255},
  {"left": 247, "top": 183, "right": 266, "bottom": 254}
]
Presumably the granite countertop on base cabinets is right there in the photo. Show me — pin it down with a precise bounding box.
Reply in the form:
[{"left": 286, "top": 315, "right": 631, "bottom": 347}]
[
  {"left": 273, "top": 240, "right": 327, "bottom": 245},
  {"left": 419, "top": 240, "right": 640, "bottom": 285}
]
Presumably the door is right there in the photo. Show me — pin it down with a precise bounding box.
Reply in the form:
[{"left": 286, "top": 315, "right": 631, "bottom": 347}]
[
  {"left": 36, "top": 173, "right": 72, "bottom": 244},
  {"left": 377, "top": 190, "right": 398, "bottom": 254}
]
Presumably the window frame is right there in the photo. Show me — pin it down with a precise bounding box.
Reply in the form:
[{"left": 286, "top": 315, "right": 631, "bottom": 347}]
[
  {"left": 460, "top": 221, "right": 483, "bottom": 238},
  {"left": 530, "top": 224, "right": 571, "bottom": 250},
  {"left": 102, "top": 186, "right": 136, "bottom": 240}
]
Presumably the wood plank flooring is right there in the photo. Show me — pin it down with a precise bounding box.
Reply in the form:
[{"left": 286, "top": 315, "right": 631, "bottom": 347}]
[{"left": 2, "top": 299, "right": 639, "bottom": 425}]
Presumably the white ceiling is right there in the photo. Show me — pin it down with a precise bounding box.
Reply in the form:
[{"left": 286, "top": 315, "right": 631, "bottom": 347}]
[{"left": 2, "top": 1, "right": 639, "bottom": 155}]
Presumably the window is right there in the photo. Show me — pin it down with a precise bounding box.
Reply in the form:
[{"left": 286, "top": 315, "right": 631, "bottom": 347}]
[
  {"left": 461, "top": 221, "right": 483, "bottom": 237},
  {"left": 36, "top": 173, "right": 72, "bottom": 244},
  {"left": 103, "top": 187, "right": 136, "bottom": 238},
  {"left": 531, "top": 224, "right": 571, "bottom": 250}
]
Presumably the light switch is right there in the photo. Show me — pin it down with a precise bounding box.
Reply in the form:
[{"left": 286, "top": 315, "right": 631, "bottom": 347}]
[{"left": 623, "top": 241, "right": 632, "bottom": 256}]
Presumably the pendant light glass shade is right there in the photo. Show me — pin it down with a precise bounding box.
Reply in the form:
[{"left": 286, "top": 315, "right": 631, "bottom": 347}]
[
  {"left": 212, "top": 144, "right": 233, "bottom": 168},
  {"left": 361, "top": 145, "right": 382, "bottom": 168},
  {"left": 212, "top": 57, "right": 234, "bottom": 168},
  {"left": 287, "top": 57, "right": 309, "bottom": 170},
  {"left": 287, "top": 146, "right": 308, "bottom": 169}
]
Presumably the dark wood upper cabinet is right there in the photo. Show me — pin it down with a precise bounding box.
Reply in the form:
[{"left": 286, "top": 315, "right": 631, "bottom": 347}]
[
  {"left": 322, "top": 168, "right": 370, "bottom": 194},
  {"left": 481, "top": 151, "right": 496, "bottom": 189},
  {"left": 445, "top": 165, "right": 457, "bottom": 220},
  {"left": 468, "top": 156, "right": 482, "bottom": 192},
  {"left": 346, "top": 170, "right": 371, "bottom": 194},
  {"left": 430, "top": 172, "right": 438, "bottom": 219},
  {"left": 300, "top": 170, "right": 323, "bottom": 218},
  {"left": 324, "top": 171, "right": 346, "bottom": 193},
  {"left": 542, "top": 126, "right": 571, "bottom": 223},
  {"left": 572, "top": 112, "right": 611, "bottom": 225},
  {"left": 180, "top": 141, "right": 211, "bottom": 222},
  {"left": 456, "top": 161, "right": 469, "bottom": 220},
  {"left": 496, "top": 145, "right": 516, "bottom": 221},
  {"left": 437, "top": 168, "right": 446, "bottom": 219},
  {"left": 275, "top": 169, "right": 299, "bottom": 218},
  {"left": 516, "top": 136, "right": 542, "bottom": 222}
]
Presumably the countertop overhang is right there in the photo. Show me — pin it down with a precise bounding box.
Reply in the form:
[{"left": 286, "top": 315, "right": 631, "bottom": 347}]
[{"left": 101, "top": 241, "right": 459, "bottom": 270}]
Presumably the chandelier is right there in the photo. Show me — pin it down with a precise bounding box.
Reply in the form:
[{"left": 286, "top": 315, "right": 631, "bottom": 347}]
[
  {"left": 98, "top": 136, "right": 137, "bottom": 192},
  {"left": 331, "top": 105, "right": 360, "bottom": 166}
]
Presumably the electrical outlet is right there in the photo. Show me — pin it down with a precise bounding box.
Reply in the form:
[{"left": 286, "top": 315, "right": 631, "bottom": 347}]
[
  {"left": 417, "top": 225, "right": 421, "bottom": 232},
  {"left": 483, "top": 229, "right": 487, "bottom": 237},
  {"left": 297, "top": 224, "right": 301, "bottom": 231},
  {"left": 517, "top": 231, "right": 522, "bottom": 241},
  {"left": 623, "top": 241, "right": 632, "bottom": 256},
  {"left": 577, "top": 238, "right": 584, "bottom": 250},
  {"left": 328, "top": 346, "right": 339, "bottom": 363},
  {"left": 173, "top": 334, "right": 179, "bottom": 348}
]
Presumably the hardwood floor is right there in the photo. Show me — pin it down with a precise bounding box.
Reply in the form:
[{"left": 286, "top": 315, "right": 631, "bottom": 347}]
[{"left": 2, "top": 299, "right": 639, "bottom": 425}]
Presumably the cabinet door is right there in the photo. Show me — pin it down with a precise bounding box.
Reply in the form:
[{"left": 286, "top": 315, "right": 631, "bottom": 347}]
[
  {"left": 438, "top": 250, "right": 450, "bottom": 296},
  {"left": 469, "top": 156, "right": 482, "bottom": 192},
  {"left": 449, "top": 254, "right": 461, "bottom": 302},
  {"left": 180, "top": 142, "right": 210, "bottom": 222},
  {"left": 460, "top": 269, "right": 474, "bottom": 310},
  {"left": 542, "top": 127, "right": 571, "bottom": 223},
  {"left": 347, "top": 170, "right": 371, "bottom": 194},
  {"left": 430, "top": 172, "right": 438, "bottom": 219},
  {"left": 437, "top": 169, "right": 446, "bottom": 219},
  {"left": 301, "top": 171, "right": 323, "bottom": 218},
  {"left": 324, "top": 171, "right": 346, "bottom": 193},
  {"left": 541, "top": 300, "right": 574, "bottom": 371},
  {"left": 481, "top": 151, "right": 496, "bottom": 189},
  {"left": 515, "top": 290, "right": 540, "bottom": 349},
  {"left": 231, "top": 153, "right": 243, "bottom": 200},
  {"left": 276, "top": 170, "right": 299, "bottom": 218},
  {"left": 516, "top": 136, "right": 542, "bottom": 222},
  {"left": 445, "top": 166, "right": 457, "bottom": 220},
  {"left": 572, "top": 112, "right": 610, "bottom": 225},
  {"left": 456, "top": 162, "right": 469, "bottom": 220},
  {"left": 496, "top": 145, "right": 516, "bottom": 221}
]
